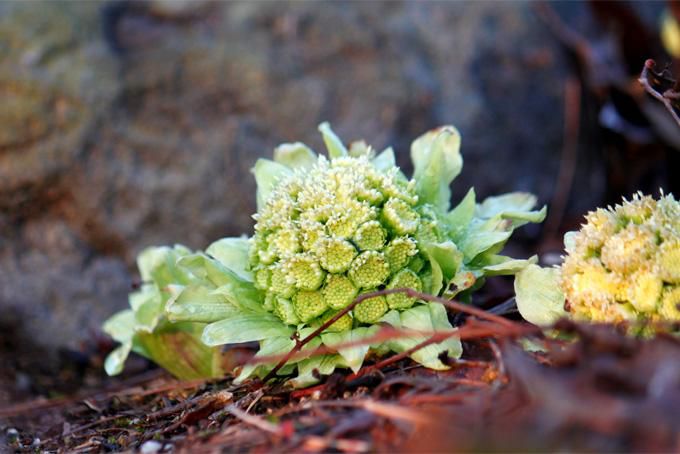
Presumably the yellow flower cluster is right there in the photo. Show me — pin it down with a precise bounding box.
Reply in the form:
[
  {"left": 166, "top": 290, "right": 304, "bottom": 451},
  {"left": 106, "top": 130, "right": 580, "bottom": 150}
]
[
  {"left": 251, "top": 155, "right": 426, "bottom": 328},
  {"left": 561, "top": 193, "right": 680, "bottom": 323}
]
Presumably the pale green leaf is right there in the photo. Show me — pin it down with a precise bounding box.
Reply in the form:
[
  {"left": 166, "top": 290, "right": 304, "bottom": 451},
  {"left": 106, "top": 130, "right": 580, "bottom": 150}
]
[
  {"left": 252, "top": 158, "right": 292, "bottom": 209},
  {"left": 137, "top": 245, "right": 192, "bottom": 287},
  {"left": 481, "top": 255, "right": 538, "bottom": 276},
  {"left": 446, "top": 188, "right": 476, "bottom": 240},
  {"left": 410, "top": 126, "right": 463, "bottom": 211},
  {"left": 102, "top": 309, "right": 136, "bottom": 344},
  {"left": 291, "top": 354, "right": 345, "bottom": 388},
  {"left": 476, "top": 192, "right": 537, "bottom": 219},
  {"left": 563, "top": 231, "right": 578, "bottom": 254},
  {"left": 210, "top": 283, "right": 265, "bottom": 314},
  {"left": 388, "top": 303, "right": 461, "bottom": 370},
  {"left": 104, "top": 342, "right": 132, "bottom": 376},
  {"left": 322, "top": 326, "right": 379, "bottom": 373},
  {"left": 236, "top": 336, "right": 297, "bottom": 383},
  {"left": 206, "top": 237, "right": 253, "bottom": 282},
  {"left": 166, "top": 284, "right": 237, "bottom": 323},
  {"left": 318, "top": 122, "right": 348, "bottom": 158},
  {"left": 514, "top": 264, "right": 566, "bottom": 326},
  {"left": 273, "top": 142, "right": 317, "bottom": 170},
  {"left": 371, "top": 147, "right": 396, "bottom": 172},
  {"left": 458, "top": 230, "right": 513, "bottom": 262},
  {"left": 177, "top": 253, "right": 248, "bottom": 288},
  {"left": 421, "top": 248, "right": 444, "bottom": 295},
  {"left": 201, "top": 313, "right": 294, "bottom": 346},
  {"left": 129, "top": 285, "right": 157, "bottom": 312},
  {"left": 423, "top": 241, "right": 463, "bottom": 281}
]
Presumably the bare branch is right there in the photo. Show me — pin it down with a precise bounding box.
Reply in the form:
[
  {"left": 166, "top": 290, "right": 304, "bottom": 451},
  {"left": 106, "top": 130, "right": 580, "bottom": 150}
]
[{"left": 638, "top": 59, "right": 680, "bottom": 128}]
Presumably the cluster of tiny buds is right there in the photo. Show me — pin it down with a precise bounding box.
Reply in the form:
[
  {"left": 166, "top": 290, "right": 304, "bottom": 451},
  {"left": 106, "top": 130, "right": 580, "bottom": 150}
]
[
  {"left": 250, "top": 154, "right": 428, "bottom": 329},
  {"left": 560, "top": 193, "right": 680, "bottom": 324}
]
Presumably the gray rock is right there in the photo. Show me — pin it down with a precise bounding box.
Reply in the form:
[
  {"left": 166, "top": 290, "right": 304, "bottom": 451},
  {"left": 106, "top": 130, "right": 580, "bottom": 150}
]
[{"left": 0, "top": 1, "right": 573, "bottom": 363}]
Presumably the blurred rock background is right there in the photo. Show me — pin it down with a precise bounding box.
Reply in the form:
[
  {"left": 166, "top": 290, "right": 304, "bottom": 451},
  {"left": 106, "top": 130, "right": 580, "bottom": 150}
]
[{"left": 0, "top": 1, "right": 675, "bottom": 397}]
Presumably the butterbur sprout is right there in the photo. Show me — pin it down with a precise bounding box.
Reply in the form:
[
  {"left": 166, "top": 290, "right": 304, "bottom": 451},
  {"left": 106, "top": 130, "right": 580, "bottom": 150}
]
[
  {"left": 517, "top": 193, "right": 680, "bottom": 329},
  {"left": 104, "top": 122, "right": 546, "bottom": 387}
]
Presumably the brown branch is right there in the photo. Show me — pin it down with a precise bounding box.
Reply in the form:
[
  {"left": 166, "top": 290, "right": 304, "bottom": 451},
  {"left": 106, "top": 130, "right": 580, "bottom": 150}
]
[
  {"left": 639, "top": 59, "right": 680, "bottom": 128},
  {"left": 260, "top": 288, "right": 524, "bottom": 383}
]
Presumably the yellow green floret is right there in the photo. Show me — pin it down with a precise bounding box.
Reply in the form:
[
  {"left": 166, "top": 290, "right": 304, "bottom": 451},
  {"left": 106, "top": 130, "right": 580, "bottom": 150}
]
[
  {"left": 348, "top": 251, "right": 390, "bottom": 289},
  {"left": 354, "top": 291, "right": 388, "bottom": 324},
  {"left": 386, "top": 269, "right": 423, "bottom": 309},
  {"left": 323, "top": 274, "right": 358, "bottom": 310},
  {"left": 560, "top": 193, "right": 680, "bottom": 324},
  {"left": 293, "top": 290, "right": 328, "bottom": 322}
]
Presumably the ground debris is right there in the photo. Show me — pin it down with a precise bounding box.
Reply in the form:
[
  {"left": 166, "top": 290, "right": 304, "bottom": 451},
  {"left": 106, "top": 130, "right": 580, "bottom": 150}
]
[{"left": 4, "top": 322, "right": 680, "bottom": 452}]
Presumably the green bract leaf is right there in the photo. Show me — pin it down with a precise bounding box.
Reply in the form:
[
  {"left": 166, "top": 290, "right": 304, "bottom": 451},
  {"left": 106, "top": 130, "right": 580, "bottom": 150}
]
[
  {"left": 446, "top": 188, "right": 476, "bottom": 240},
  {"left": 292, "top": 354, "right": 345, "bottom": 388},
  {"left": 201, "top": 313, "right": 294, "bottom": 346},
  {"left": 252, "top": 158, "right": 293, "bottom": 210},
  {"left": 135, "top": 321, "right": 223, "bottom": 379},
  {"left": 102, "top": 309, "right": 136, "bottom": 344},
  {"left": 166, "top": 284, "right": 237, "bottom": 323},
  {"left": 177, "top": 253, "right": 247, "bottom": 288},
  {"left": 458, "top": 230, "right": 513, "bottom": 262},
  {"left": 322, "top": 326, "right": 379, "bottom": 373},
  {"left": 371, "top": 147, "right": 396, "bottom": 172},
  {"left": 481, "top": 255, "right": 538, "bottom": 276},
  {"left": 411, "top": 126, "right": 463, "bottom": 211},
  {"left": 236, "top": 336, "right": 297, "bottom": 383},
  {"left": 515, "top": 264, "right": 566, "bottom": 326},
  {"left": 136, "top": 245, "right": 192, "bottom": 289},
  {"left": 104, "top": 342, "right": 132, "bottom": 376},
  {"left": 273, "top": 142, "right": 317, "bottom": 170},
  {"left": 134, "top": 292, "right": 164, "bottom": 333},
  {"left": 385, "top": 303, "right": 461, "bottom": 370},
  {"left": 318, "top": 122, "right": 348, "bottom": 158},
  {"left": 210, "top": 284, "right": 264, "bottom": 314},
  {"left": 421, "top": 248, "right": 445, "bottom": 295},
  {"left": 422, "top": 241, "right": 463, "bottom": 281},
  {"left": 206, "top": 237, "right": 253, "bottom": 282},
  {"left": 477, "top": 192, "right": 537, "bottom": 217},
  {"left": 476, "top": 192, "right": 547, "bottom": 229}
]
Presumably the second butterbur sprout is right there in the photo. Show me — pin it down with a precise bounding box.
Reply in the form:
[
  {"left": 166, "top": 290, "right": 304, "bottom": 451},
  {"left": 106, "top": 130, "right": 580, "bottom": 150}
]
[{"left": 561, "top": 193, "right": 680, "bottom": 323}]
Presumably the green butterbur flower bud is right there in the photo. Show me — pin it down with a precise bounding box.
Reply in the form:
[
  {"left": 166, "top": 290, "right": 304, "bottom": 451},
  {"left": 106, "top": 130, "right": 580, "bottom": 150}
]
[
  {"left": 348, "top": 251, "right": 390, "bottom": 288},
  {"left": 285, "top": 254, "right": 325, "bottom": 290},
  {"left": 354, "top": 291, "right": 388, "bottom": 323},
  {"left": 319, "top": 310, "right": 353, "bottom": 332},
  {"left": 293, "top": 290, "right": 328, "bottom": 322},
  {"left": 274, "top": 297, "right": 300, "bottom": 325},
  {"left": 254, "top": 267, "right": 271, "bottom": 290},
  {"left": 386, "top": 269, "right": 422, "bottom": 309},
  {"left": 382, "top": 198, "right": 420, "bottom": 235},
  {"left": 270, "top": 264, "right": 295, "bottom": 298},
  {"left": 318, "top": 238, "right": 357, "bottom": 273},
  {"left": 384, "top": 237, "right": 418, "bottom": 273},
  {"left": 323, "top": 274, "right": 358, "bottom": 310},
  {"left": 353, "top": 220, "right": 387, "bottom": 251},
  {"left": 269, "top": 225, "right": 301, "bottom": 259}
]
